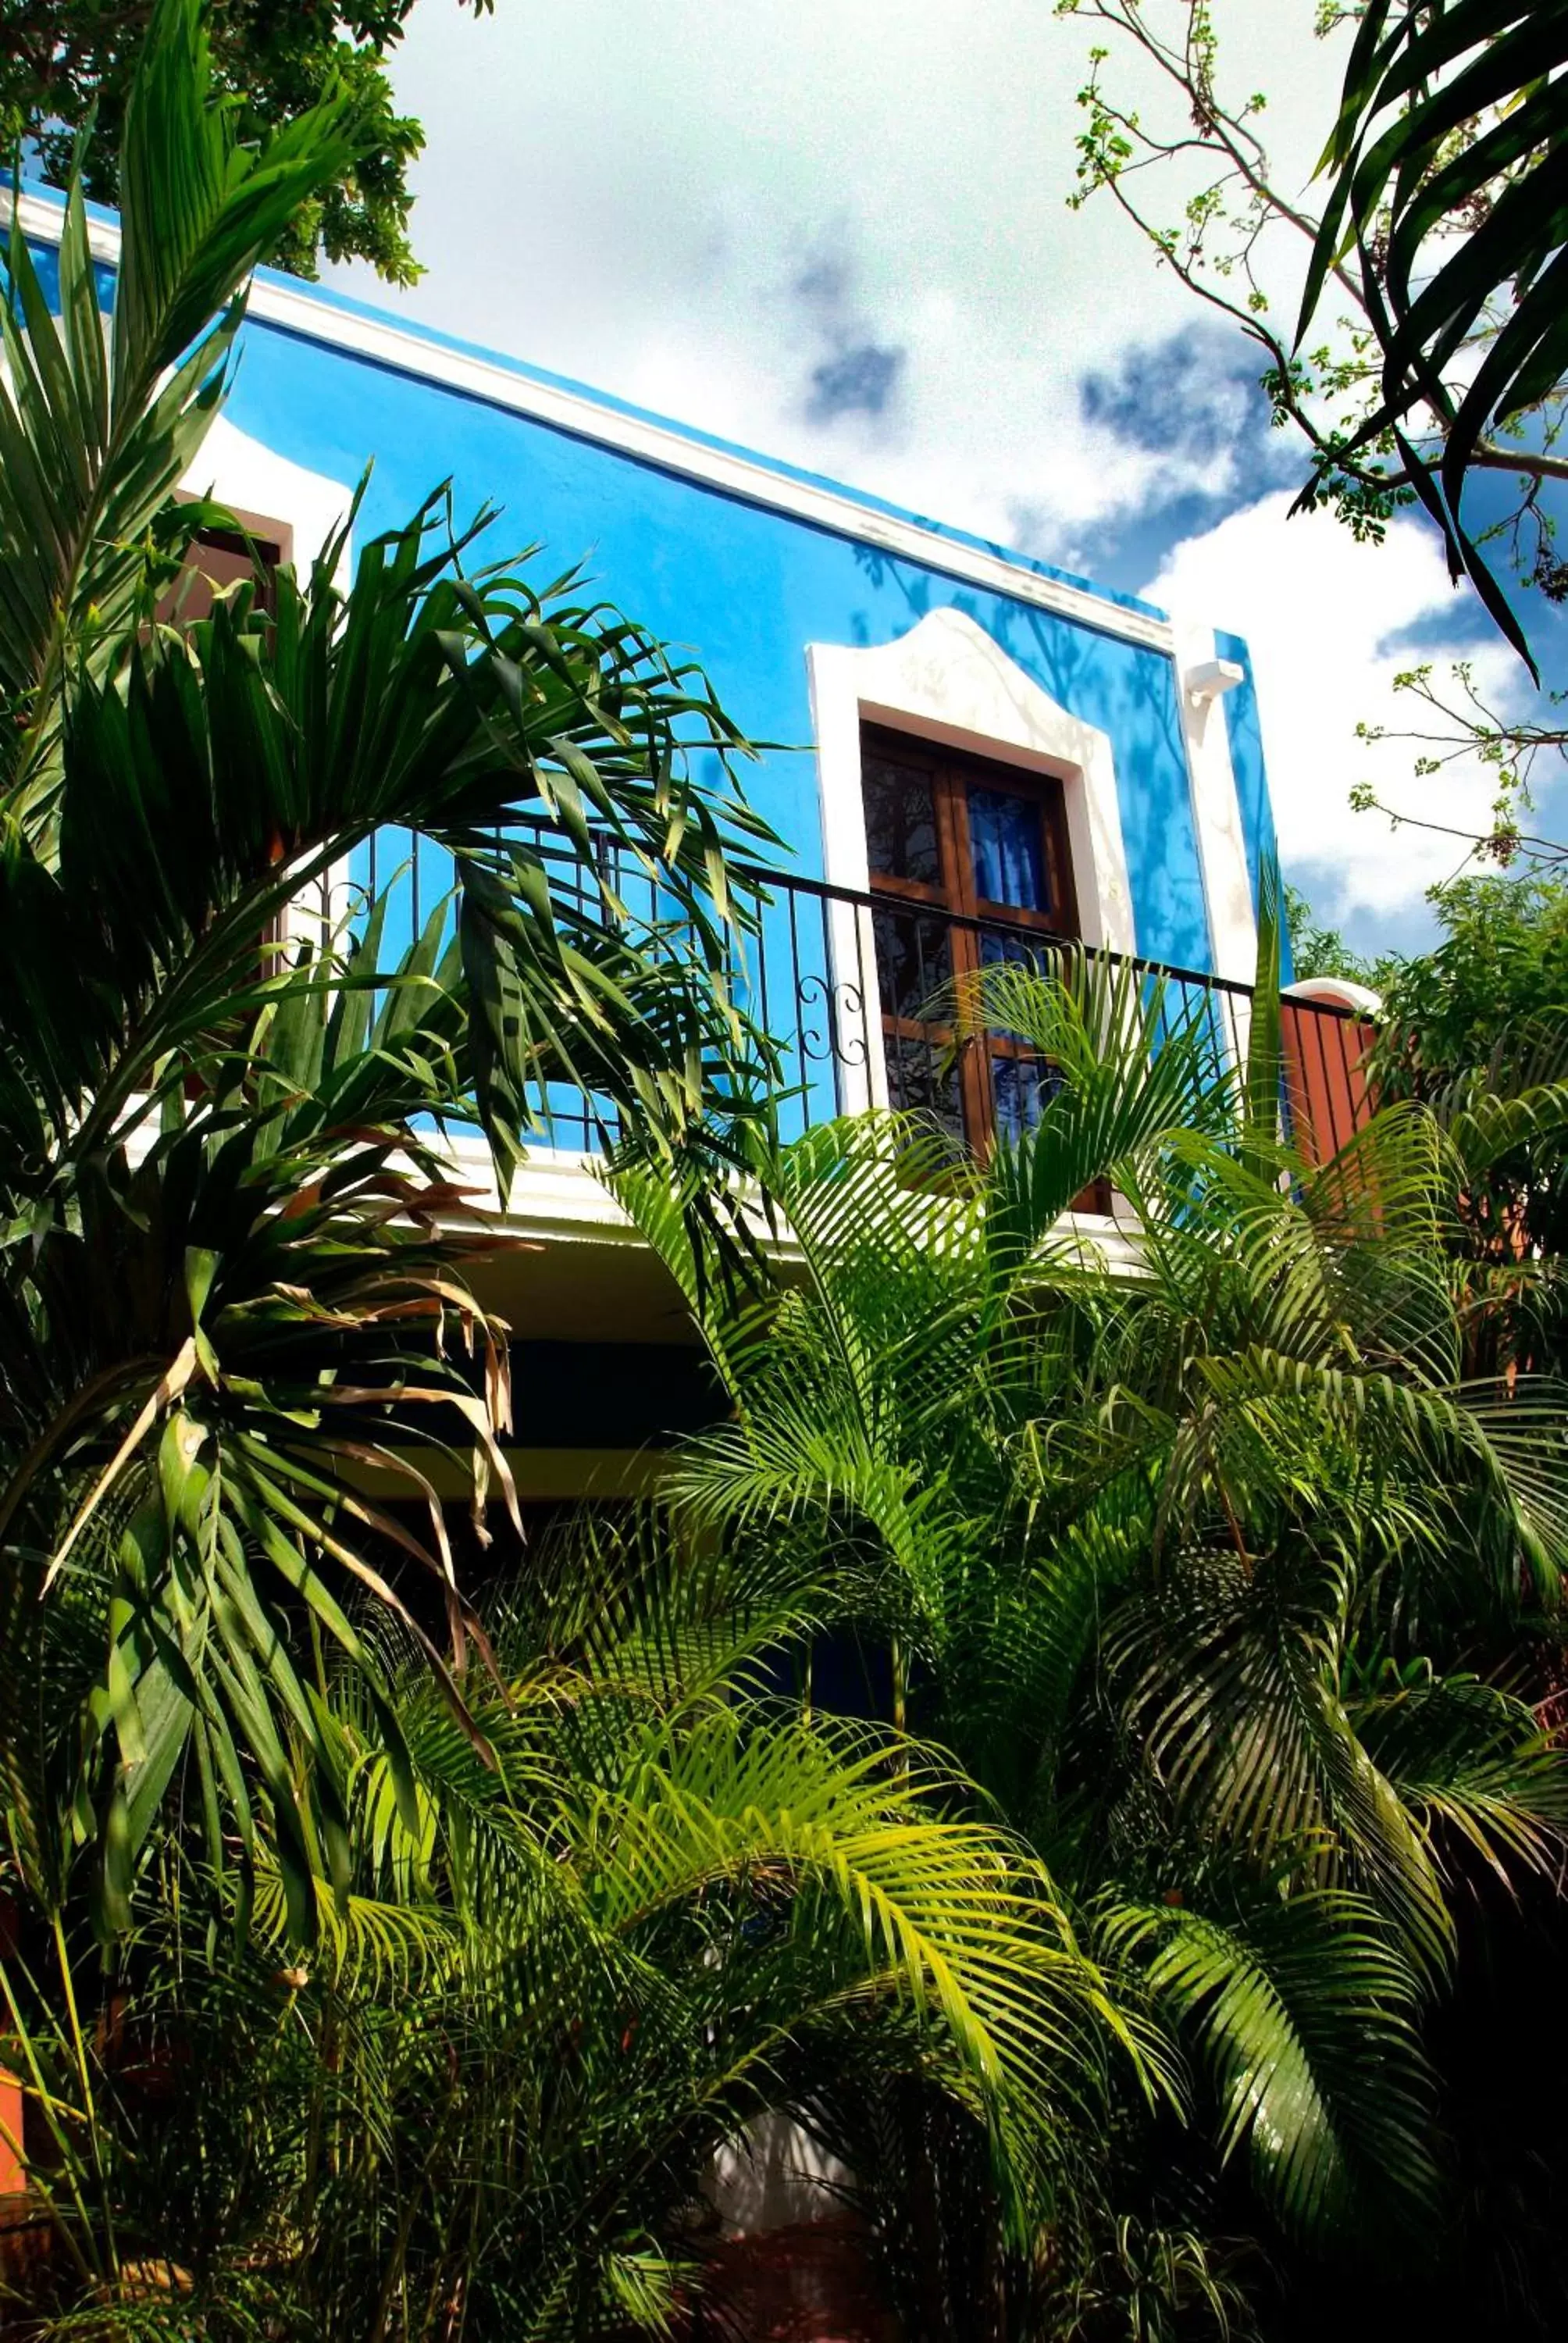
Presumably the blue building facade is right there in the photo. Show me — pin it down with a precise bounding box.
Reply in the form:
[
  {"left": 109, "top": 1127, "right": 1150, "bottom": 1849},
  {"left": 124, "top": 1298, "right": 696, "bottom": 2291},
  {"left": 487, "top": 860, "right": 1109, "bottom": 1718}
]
[
  {"left": 218, "top": 265, "right": 1275, "bottom": 982},
  {"left": 22, "top": 184, "right": 1294, "bottom": 1486}
]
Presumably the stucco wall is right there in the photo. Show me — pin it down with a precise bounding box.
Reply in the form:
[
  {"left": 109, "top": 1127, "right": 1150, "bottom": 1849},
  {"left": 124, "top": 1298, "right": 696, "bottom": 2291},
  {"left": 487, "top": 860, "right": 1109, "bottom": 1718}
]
[
  {"left": 23, "top": 188, "right": 1279, "bottom": 1005},
  {"left": 222, "top": 301, "right": 1220, "bottom": 973}
]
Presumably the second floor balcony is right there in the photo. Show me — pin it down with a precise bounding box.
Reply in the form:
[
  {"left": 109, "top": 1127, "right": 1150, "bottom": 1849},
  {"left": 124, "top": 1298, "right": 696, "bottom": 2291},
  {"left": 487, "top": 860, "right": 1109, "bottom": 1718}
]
[{"left": 340, "top": 822, "right": 1375, "bottom": 1186}]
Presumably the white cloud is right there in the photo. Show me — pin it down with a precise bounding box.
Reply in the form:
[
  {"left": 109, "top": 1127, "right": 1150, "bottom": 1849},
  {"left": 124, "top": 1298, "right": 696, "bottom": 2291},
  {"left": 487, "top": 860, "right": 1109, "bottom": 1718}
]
[
  {"left": 1142, "top": 493, "right": 1526, "bottom": 928},
  {"left": 338, "top": 0, "right": 1349, "bottom": 554},
  {"left": 331, "top": 3, "right": 1553, "bottom": 951}
]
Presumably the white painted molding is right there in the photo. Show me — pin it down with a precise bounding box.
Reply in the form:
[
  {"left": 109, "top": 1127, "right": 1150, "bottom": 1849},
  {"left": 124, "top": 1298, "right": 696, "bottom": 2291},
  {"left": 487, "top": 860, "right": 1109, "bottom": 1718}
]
[
  {"left": 182, "top": 414, "right": 355, "bottom": 583},
  {"left": 1171, "top": 620, "right": 1258, "bottom": 990},
  {"left": 17, "top": 189, "right": 1173, "bottom": 657},
  {"left": 1185, "top": 656, "right": 1244, "bottom": 707},
  {"left": 440, "top": 1137, "right": 643, "bottom": 1240},
  {"left": 441, "top": 1137, "right": 1149, "bottom": 1278},
  {"left": 807, "top": 608, "right": 1136, "bottom": 1114},
  {"left": 1285, "top": 975, "right": 1382, "bottom": 1016},
  {"left": 134, "top": 1108, "right": 1151, "bottom": 1283}
]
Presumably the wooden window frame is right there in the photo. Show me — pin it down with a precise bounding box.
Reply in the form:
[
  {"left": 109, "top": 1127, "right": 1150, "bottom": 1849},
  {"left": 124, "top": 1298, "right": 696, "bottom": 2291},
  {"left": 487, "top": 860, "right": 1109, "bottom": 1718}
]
[
  {"left": 164, "top": 505, "right": 304, "bottom": 967},
  {"left": 861, "top": 723, "right": 1079, "bottom": 1153},
  {"left": 158, "top": 501, "right": 295, "bottom": 628}
]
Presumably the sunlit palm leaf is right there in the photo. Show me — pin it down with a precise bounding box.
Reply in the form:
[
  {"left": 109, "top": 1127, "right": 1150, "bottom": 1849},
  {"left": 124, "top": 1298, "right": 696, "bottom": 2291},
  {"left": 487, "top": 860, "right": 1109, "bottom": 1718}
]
[{"left": 1102, "top": 1890, "right": 1438, "bottom": 2241}]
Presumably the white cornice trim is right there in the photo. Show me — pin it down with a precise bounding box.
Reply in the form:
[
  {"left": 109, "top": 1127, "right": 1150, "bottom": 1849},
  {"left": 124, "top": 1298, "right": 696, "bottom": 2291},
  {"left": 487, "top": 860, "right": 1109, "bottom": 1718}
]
[
  {"left": 19, "top": 191, "right": 116, "bottom": 266},
  {"left": 18, "top": 189, "right": 1174, "bottom": 657},
  {"left": 446, "top": 1139, "right": 1146, "bottom": 1278},
  {"left": 1285, "top": 975, "right": 1382, "bottom": 1016},
  {"left": 182, "top": 413, "right": 355, "bottom": 577}
]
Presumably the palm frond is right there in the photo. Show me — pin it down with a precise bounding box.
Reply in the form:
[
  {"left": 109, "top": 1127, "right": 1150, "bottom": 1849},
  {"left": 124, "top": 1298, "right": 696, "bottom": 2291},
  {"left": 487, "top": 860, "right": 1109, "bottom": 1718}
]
[
  {"left": 1101, "top": 1888, "right": 1438, "bottom": 2243},
  {"left": 1351, "top": 1667, "right": 1568, "bottom": 1885},
  {"left": 0, "top": 0, "right": 365, "bottom": 827}
]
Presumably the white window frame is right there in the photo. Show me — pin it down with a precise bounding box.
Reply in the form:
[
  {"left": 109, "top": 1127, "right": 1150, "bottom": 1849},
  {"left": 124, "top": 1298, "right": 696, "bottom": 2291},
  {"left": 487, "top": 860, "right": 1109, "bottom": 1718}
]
[{"left": 805, "top": 606, "right": 1136, "bottom": 1118}]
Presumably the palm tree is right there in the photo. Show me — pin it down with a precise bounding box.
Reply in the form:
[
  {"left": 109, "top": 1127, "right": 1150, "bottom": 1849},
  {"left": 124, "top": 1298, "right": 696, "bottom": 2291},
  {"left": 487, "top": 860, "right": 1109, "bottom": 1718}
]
[
  {"left": 1, "top": 18, "right": 1154, "bottom": 2334},
  {"left": 616, "top": 911, "right": 1568, "bottom": 2327},
  {"left": 1298, "top": 0, "right": 1568, "bottom": 672},
  {"left": 5, "top": 1509, "right": 1143, "bottom": 2337},
  {"left": 0, "top": 0, "right": 779, "bottom": 1932}
]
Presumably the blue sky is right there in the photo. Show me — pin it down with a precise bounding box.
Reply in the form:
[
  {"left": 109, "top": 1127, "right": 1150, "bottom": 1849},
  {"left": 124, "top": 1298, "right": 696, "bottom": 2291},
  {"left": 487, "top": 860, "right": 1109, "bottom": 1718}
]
[{"left": 329, "top": 0, "right": 1566, "bottom": 960}]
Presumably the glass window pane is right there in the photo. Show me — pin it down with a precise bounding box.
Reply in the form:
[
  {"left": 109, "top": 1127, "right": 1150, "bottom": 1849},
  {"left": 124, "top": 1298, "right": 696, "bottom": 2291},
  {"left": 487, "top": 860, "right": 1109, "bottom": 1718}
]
[
  {"left": 968, "top": 786, "right": 1049, "bottom": 914},
  {"left": 990, "top": 1054, "right": 1062, "bottom": 1146},
  {"left": 978, "top": 926, "right": 1056, "bottom": 1043},
  {"left": 864, "top": 752, "right": 942, "bottom": 886},
  {"left": 873, "top": 906, "right": 953, "bottom": 1024},
  {"left": 886, "top": 1032, "right": 965, "bottom": 1144},
  {"left": 978, "top": 928, "right": 1047, "bottom": 973}
]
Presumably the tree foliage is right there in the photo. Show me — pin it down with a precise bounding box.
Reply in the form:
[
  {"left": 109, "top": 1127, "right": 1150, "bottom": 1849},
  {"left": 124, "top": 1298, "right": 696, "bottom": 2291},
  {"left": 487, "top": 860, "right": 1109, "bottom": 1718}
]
[
  {"left": 5, "top": 1517, "right": 1135, "bottom": 2334},
  {"left": 1284, "top": 880, "right": 1383, "bottom": 986},
  {"left": 0, "top": 0, "right": 494, "bottom": 286},
  {"left": 0, "top": 16, "right": 1159, "bottom": 2334},
  {"left": 1056, "top": 0, "right": 1568, "bottom": 852},
  {"left": 1289, "top": 863, "right": 1568, "bottom": 1368},
  {"left": 1370, "top": 869, "right": 1568, "bottom": 1303},
  {"left": 6, "top": 8, "right": 1568, "bottom": 2333},
  {"left": 1374, "top": 869, "right": 1568, "bottom": 1089},
  {"left": 0, "top": 0, "right": 778, "bottom": 1939},
  {"left": 619, "top": 918, "right": 1568, "bottom": 2331},
  {"left": 1299, "top": 0, "right": 1568, "bottom": 673}
]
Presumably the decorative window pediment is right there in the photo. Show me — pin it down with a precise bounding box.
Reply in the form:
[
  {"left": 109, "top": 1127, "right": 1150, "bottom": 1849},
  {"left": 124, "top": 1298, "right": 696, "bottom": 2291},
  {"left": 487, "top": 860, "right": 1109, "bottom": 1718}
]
[
  {"left": 807, "top": 606, "right": 1135, "bottom": 957},
  {"left": 806, "top": 609, "right": 1136, "bottom": 1129}
]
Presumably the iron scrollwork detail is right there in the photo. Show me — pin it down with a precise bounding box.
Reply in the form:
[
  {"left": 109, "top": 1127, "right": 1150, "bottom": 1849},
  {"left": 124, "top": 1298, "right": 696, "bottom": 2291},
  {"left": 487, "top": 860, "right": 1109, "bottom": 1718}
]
[{"left": 797, "top": 974, "right": 868, "bottom": 1070}]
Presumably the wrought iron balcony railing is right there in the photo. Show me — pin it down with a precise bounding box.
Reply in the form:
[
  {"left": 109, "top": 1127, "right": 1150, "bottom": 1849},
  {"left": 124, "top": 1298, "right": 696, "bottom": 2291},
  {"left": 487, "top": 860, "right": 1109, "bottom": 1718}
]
[{"left": 338, "top": 826, "right": 1376, "bottom": 1171}]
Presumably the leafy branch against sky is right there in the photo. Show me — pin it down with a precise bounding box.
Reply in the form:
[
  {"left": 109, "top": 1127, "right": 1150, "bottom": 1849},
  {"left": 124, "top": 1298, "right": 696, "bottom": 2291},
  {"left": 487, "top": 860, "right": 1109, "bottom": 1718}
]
[
  {"left": 0, "top": 0, "right": 494, "bottom": 283},
  {"left": 1057, "top": 0, "right": 1568, "bottom": 876}
]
